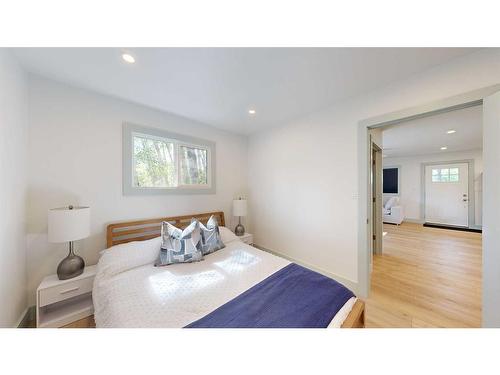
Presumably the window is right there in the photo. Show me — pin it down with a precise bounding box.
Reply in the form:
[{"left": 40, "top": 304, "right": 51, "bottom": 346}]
[
  {"left": 383, "top": 167, "right": 400, "bottom": 194},
  {"left": 432, "top": 167, "right": 459, "bottom": 183},
  {"left": 133, "top": 134, "right": 176, "bottom": 188},
  {"left": 179, "top": 145, "right": 208, "bottom": 185},
  {"left": 123, "top": 123, "right": 215, "bottom": 195}
]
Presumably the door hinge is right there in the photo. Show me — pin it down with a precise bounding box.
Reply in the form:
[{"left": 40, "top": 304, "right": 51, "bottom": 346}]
[
  {"left": 373, "top": 234, "right": 376, "bottom": 240},
  {"left": 373, "top": 197, "right": 376, "bottom": 203}
]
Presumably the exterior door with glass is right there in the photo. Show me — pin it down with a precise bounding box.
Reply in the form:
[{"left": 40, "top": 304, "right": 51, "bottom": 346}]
[{"left": 424, "top": 162, "right": 469, "bottom": 227}]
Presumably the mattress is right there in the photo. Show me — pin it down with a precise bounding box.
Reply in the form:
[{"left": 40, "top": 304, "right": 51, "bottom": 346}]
[{"left": 93, "top": 237, "right": 355, "bottom": 328}]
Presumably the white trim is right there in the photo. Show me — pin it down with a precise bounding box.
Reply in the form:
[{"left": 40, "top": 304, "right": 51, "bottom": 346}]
[{"left": 359, "top": 85, "right": 500, "bottom": 129}]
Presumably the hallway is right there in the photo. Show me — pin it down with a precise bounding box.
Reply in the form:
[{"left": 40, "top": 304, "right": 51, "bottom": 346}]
[{"left": 366, "top": 222, "right": 482, "bottom": 327}]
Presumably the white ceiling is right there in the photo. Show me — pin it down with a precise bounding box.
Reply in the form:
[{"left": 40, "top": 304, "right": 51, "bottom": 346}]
[
  {"left": 382, "top": 105, "right": 483, "bottom": 158},
  {"left": 12, "top": 48, "right": 480, "bottom": 135}
]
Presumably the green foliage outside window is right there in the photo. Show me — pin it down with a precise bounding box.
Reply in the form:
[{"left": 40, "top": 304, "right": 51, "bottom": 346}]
[
  {"left": 133, "top": 136, "right": 176, "bottom": 187},
  {"left": 180, "top": 146, "right": 207, "bottom": 185},
  {"left": 133, "top": 135, "right": 208, "bottom": 188}
]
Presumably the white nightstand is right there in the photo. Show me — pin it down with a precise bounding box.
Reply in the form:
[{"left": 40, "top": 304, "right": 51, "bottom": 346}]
[
  {"left": 238, "top": 233, "right": 254, "bottom": 246},
  {"left": 36, "top": 265, "right": 96, "bottom": 328}
]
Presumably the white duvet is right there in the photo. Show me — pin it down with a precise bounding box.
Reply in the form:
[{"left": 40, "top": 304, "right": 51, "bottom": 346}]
[{"left": 93, "top": 236, "right": 355, "bottom": 328}]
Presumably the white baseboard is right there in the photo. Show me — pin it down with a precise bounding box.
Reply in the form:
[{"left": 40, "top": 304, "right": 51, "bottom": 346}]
[{"left": 254, "top": 244, "right": 359, "bottom": 295}]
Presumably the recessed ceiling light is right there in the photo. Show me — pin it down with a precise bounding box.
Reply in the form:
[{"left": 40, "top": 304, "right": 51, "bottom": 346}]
[
  {"left": 122, "top": 53, "right": 135, "bottom": 64},
  {"left": 440, "top": 146, "right": 448, "bottom": 150},
  {"left": 248, "top": 109, "right": 256, "bottom": 115},
  {"left": 447, "top": 129, "right": 456, "bottom": 134}
]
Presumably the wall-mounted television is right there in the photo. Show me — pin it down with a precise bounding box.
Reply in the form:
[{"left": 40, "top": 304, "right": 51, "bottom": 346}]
[{"left": 383, "top": 167, "right": 399, "bottom": 194}]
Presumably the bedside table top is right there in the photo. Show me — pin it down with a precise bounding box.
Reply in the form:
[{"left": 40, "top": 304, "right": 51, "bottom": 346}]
[
  {"left": 38, "top": 264, "right": 97, "bottom": 290},
  {"left": 237, "top": 232, "right": 252, "bottom": 238}
]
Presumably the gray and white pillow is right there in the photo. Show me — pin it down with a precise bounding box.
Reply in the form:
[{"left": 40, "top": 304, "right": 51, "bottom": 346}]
[
  {"left": 155, "top": 220, "right": 203, "bottom": 266},
  {"left": 194, "top": 215, "right": 226, "bottom": 255}
]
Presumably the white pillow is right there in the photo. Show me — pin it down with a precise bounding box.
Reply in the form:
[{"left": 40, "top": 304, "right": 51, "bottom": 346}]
[
  {"left": 97, "top": 236, "right": 161, "bottom": 278},
  {"left": 219, "top": 226, "right": 240, "bottom": 244}
]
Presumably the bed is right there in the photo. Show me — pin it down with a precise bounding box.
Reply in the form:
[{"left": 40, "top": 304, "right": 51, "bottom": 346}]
[{"left": 93, "top": 211, "right": 364, "bottom": 328}]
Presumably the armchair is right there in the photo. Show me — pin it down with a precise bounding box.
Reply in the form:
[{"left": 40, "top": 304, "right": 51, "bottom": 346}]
[{"left": 383, "top": 197, "right": 404, "bottom": 225}]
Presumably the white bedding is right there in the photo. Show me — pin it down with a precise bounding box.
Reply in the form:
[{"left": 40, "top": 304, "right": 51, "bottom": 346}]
[{"left": 93, "top": 236, "right": 355, "bottom": 328}]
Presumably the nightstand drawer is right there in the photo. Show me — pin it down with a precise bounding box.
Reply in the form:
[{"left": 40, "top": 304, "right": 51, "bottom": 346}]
[{"left": 38, "top": 277, "right": 93, "bottom": 307}]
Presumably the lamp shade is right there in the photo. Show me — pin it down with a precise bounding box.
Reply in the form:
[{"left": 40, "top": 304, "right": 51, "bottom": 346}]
[
  {"left": 232, "top": 199, "right": 247, "bottom": 217},
  {"left": 48, "top": 206, "right": 90, "bottom": 243}
]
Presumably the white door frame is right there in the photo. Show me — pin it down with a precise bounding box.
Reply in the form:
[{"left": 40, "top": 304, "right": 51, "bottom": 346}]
[
  {"left": 357, "top": 84, "right": 500, "bottom": 300},
  {"left": 371, "top": 141, "right": 383, "bottom": 256},
  {"left": 421, "top": 159, "right": 477, "bottom": 228}
]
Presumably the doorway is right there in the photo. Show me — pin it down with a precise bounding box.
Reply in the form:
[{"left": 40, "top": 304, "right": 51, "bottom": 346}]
[
  {"left": 424, "top": 162, "right": 470, "bottom": 227},
  {"left": 358, "top": 85, "right": 500, "bottom": 327},
  {"left": 367, "top": 107, "right": 483, "bottom": 328}
]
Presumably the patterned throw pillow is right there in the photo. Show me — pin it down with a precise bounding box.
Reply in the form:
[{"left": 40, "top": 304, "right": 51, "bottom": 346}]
[
  {"left": 155, "top": 220, "right": 203, "bottom": 266},
  {"left": 194, "top": 215, "right": 226, "bottom": 255}
]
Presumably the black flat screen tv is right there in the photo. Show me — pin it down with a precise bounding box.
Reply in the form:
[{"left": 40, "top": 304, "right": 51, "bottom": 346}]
[{"left": 383, "top": 168, "right": 399, "bottom": 194}]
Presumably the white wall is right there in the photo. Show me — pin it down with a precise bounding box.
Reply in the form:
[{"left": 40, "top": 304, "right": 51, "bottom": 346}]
[
  {"left": 383, "top": 149, "right": 483, "bottom": 225},
  {"left": 248, "top": 49, "right": 500, "bottom": 293},
  {"left": 483, "top": 91, "right": 500, "bottom": 327},
  {"left": 0, "top": 50, "right": 28, "bottom": 327},
  {"left": 26, "top": 75, "right": 248, "bottom": 305}
]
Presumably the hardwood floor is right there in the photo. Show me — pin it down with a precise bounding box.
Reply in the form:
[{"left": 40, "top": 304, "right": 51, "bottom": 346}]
[
  {"left": 62, "top": 316, "right": 95, "bottom": 328},
  {"left": 24, "top": 315, "right": 95, "bottom": 328},
  {"left": 366, "top": 222, "right": 482, "bottom": 328}
]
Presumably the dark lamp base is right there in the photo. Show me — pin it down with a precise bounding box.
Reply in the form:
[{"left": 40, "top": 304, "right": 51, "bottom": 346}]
[
  {"left": 235, "top": 223, "right": 245, "bottom": 236},
  {"left": 57, "top": 253, "right": 85, "bottom": 280}
]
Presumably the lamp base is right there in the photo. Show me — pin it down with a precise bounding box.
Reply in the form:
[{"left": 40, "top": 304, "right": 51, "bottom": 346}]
[
  {"left": 57, "top": 253, "right": 85, "bottom": 280},
  {"left": 235, "top": 223, "right": 245, "bottom": 236}
]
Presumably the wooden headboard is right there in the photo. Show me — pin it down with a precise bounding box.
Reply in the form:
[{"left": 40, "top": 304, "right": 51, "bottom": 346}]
[{"left": 106, "top": 211, "right": 225, "bottom": 248}]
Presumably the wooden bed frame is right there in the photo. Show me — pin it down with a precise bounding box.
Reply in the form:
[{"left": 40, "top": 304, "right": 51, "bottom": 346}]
[
  {"left": 106, "top": 211, "right": 365, "bottom": 328},
  {"left": 106, "top": 211, "right": 225, "bottom": 248}
]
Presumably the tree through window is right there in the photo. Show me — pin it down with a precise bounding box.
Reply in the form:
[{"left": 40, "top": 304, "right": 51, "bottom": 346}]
[{"left": 126, "top": 124, "right": 213, "bottom": 194}]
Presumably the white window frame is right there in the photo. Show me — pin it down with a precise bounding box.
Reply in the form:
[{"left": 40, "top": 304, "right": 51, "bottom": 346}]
[{"left": 123, "top": 122, "right": 216, "bottom": 195}]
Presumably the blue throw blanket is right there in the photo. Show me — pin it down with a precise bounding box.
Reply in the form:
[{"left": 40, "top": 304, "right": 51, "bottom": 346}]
[{"left": 185, "top": 263, "right": 355, "bottom": 328}]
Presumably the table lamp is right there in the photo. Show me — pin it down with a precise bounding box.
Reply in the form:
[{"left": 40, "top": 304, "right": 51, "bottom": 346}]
[
  {"left": 48, "top": 205, "right": 90, "bottom": 280},
  {"left": 232, "top": 197, "right": 247, "bottom": 236}
]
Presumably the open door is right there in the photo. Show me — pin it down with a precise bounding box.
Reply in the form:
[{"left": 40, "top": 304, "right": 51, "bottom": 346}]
[
  {"left": 371, "top": 143, "right": 383, "bottom": 255},
  {"left": 483, "top": 90, "right": 500, "bottom": 327},
  {"left": 368, "top": 127, "right": 383, "bottom": 268}
]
